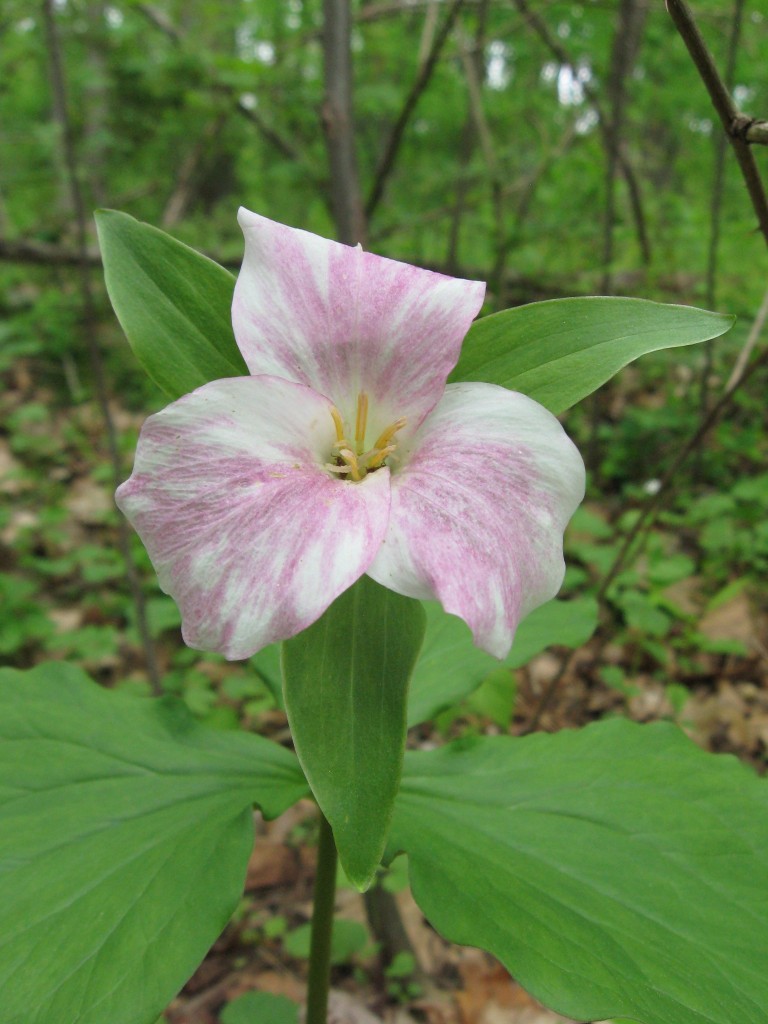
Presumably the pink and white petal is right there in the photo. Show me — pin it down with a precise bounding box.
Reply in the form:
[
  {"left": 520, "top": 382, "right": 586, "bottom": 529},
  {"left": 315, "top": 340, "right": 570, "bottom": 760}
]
[
  {"left": 116, "top": 376, "right": 391, "bottom": 660},
  {"left": 232, "top": 208, "right": 486, "bottom": 432},
  {"left": 367, "top": 382, "right": 585, "bottom": 659}
]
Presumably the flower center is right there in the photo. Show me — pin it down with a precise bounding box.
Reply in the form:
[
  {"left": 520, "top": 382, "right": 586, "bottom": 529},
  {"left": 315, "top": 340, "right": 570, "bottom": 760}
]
[{"left": 325, "top": 392, "right": 406, "bottom": 481}]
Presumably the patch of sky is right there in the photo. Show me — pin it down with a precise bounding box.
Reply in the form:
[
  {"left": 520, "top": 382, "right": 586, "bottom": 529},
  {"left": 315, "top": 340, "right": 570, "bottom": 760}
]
[
  {"left": 486, "top": 40, "right": 512, "bottom": 91},
  {"left": 688, "top": 117, "right": 713, "bottom": 135},
  {"left": 541, "top": 61, "right": 558, "bottom": 84},
  {"left": 236, "top": 23, "right": 276, "bottom": 65},
  {"left": 733, "top": 84, "right": 754, "bottom": 107},
  {"left": 575, "top": 109, "right": 598, "bottom": 135},
  {"left": 556, "top": 63, "right": 592, "bottom": 106},
  {"left": 105, "top": 6, "right": 123, "bottom": 28}
]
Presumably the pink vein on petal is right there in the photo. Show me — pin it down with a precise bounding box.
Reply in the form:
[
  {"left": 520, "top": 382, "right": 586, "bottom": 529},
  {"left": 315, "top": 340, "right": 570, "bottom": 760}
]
[
  {"left": 232, "top": 208, "right": 486, "bottom": 431},
  {"left": 367, "top": 382, "right": 586, "bottom": 659},
  {"left": 116, "top": 376, "right": 391, "bottom": 659}
]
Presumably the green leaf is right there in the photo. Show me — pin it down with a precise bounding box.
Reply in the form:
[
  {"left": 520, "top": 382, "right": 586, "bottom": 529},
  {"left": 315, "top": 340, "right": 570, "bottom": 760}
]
[
  {"left": 504, "top": 594, "right": 598, "bottom": 669},
  {"left": 282, "top": 576, "right": 426, "bottom": 890},
  {"left": 451, "top": 298, "right": 734, "bottom": 413},
  {"left": 220, "top": 992, "right": 299, "bottom": 1024},
  {"left": 95, "top": 209, "right": 247, "bottom": 399},
  {"left": 0, "top": 663, "right": 308, "bottom": 1024},
  {"left": 284, "top": 918, "right": 369, "bottom": 964},
  {"left": 407, "top": 597, "right": 597, "bottom": 726},
  {"left": 465, "top": 668, "right": 516, "bottom": 728},
  {"left": 389, "top": 719, "right": 768, "bottom": 1024}
]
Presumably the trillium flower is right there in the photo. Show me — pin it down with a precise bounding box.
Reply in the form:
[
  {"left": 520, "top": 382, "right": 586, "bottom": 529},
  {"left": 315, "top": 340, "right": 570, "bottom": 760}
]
[{"left": 117, "top": 209, "right": 585, "bottom": 660}]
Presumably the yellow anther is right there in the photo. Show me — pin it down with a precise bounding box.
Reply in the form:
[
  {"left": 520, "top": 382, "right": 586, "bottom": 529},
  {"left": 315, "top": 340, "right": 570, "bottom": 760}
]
[
  {"left": 327, "top": 399, "right": 404, "bottom": 481},
  {"left": 354, "top": 392, "right": 369, "bottom": 450},
  {"left": 372, "top": 417, "right": 407, "bottom": 451},
  {"left": 338, "top": 447, "right": 362, "bottom": 481},
  {"left": 330, "top": 406, "right": 346, "bottom": 444},
  {"left": 366, "top": 445, "right": 396, "bottom": 470}
]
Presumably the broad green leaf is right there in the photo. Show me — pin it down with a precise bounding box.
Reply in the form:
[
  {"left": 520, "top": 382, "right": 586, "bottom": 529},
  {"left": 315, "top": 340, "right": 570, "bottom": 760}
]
[
  {"left": 0, "top": 663, "right": 308, "bottom": 1024},
  {"left": 283, "top": 918, "right": 369, "bottom": 964},
  {"left": 504, "top": 594, "right": 598, "bottom": 668},
  {"left": 407, "top": 597, "right": 597, "bottom": 727},
  {"left": 282, "top": 576, "right": 426, "bottom": 890},
  {"left": 390, "top": 719, "right": 768, "bottom": 1024},
  {"left": 451, "top": 297, "right": 734, "bottom": 413},
  {"left": 221, "top": 992, "right": 299, "bottom": 1024},
  {"left": 249, "top": 642, "right": 285, "bottom": 710},
  {"left": 95, "top": 209, "right": 246, "bottom": 399}
]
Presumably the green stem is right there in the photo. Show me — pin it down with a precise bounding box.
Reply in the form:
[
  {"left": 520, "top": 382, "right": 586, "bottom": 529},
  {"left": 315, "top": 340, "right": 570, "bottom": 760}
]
[{"left": 306, "top": 813, "right": 338, "bottom": 1024}]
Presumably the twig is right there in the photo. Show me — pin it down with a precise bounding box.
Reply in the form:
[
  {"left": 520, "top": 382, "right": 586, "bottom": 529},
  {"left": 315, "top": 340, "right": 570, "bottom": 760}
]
[
  {"left": 511, "top": 0, "right": 652, "bottom": 266},
  {"left": 525, "top": 284, "right": 768, "bottom": 733},
  {"left": 698, "top": 0, "right": 744, "bottom": 469},
  {"left": 0, "top": 236, "right": 102, "bottom": 265},
  {"left": 322, "top": 0, "right": 366, "bottom": 245},
  {"left": 597, "top": 284, "right": 768, "bottom": 604},
  {"left": 666, "top": 0, "right": 768, "bottom": 247},
  {"left": 704, "top": 0, "right": 745, "bottom": 311},
  {"left": 161, "top": 114, "right": 227, "bottom": 228},
  {"left": 601, "top": 0, "right": 649, "bottom": 293},
  {"left": 134, "top": 3, "right": 304, "bottom": 165},
  {"left": 457, "top": 3, "right": 510, "bottom": 304},
  {"left": 724, "top": 284, "right": 768, "bottom": 390},
  {"left": 365, "top": 0, "right": 465, "bottom": 221},
  {"left": 735, "top": 118, "right": 768, "bottom": 145},
  {"left": 42, "top": 0, "right": 162, "bottom": 696}
]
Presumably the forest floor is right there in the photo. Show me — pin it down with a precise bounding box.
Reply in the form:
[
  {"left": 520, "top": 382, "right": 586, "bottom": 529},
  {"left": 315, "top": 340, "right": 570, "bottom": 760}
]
[{"left": 3, "top": 356, "right": 768, "bottom": 1024}]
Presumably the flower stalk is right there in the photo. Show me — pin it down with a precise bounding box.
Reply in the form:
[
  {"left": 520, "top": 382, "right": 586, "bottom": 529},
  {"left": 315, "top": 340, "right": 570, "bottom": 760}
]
[{"left": 306, "top": 813, "right": 338, "bottom": 1024}]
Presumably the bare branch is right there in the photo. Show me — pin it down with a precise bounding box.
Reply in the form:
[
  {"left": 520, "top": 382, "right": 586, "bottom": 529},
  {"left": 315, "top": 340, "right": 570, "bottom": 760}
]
[
  {"left": 735, "top": 117, "right": 768, "bottom": 145},
  {"left": 322, "top": 0, "right": 366, "bottom": 245},
  {"left": 511, "top": 0, "right": 652, "bottom": 266},
  {"left": 365, "top": 0, "right": 465, "bottom": 221},
  {"left": 41, "top": 0, "right": 162, "bottom": 695},
  {"left": 0, "top": 236, "right": 101, "bottom": 265},
  {"left": 601, "top": 0, "right": 649, "bottom": 292},
  {"left": 598, "top": 288, "right": 768, "bottom": 603},
  {"left": 134, "top": 3, "right": 304, "bottom": 164},
  {"left": 666, "top": 0, "right": 768, "bottom": 247}
]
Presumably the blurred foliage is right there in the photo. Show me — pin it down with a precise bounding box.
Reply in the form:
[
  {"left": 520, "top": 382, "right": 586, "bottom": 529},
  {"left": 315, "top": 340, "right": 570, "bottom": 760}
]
[{"left": 1, "top": 0, "right": 768, "bottom": 731}]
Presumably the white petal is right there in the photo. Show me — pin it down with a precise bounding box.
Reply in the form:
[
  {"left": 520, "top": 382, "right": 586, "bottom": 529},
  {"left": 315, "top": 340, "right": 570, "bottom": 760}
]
[
  {"left": 117, "top": 376, "right": 391, "bottom": 659},
  {"left": 367, "top": 383, "right": 585, "bottom": 658},
  {"left": 232, "top": 208, "right": 485, "bottom": 432}
]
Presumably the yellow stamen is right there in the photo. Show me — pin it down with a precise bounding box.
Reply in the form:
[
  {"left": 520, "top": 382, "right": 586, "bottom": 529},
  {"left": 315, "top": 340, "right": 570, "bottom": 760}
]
[
  {"left": 366, "top": 445, "right": 396, "bottom": 470},
  {"left": 326, "top": 396, "right": 405, "bottom": 481},
  {"left": 330, "top": 406, "right": 346, "bottom": 444},
  {"left": 372, "top": 418, "right": 407, "bottom": 451},
  {"left": 338, "top": 447, "right": 362, "bottom": 481},
  {"left": 354, "top": 392, "right": 369, "bottom": 450}
]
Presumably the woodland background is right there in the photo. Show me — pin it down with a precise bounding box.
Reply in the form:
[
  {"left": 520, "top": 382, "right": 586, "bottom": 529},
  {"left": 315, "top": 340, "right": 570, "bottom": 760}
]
[{"left": 2, "top": 1, "right": 768, "bottom": 1022}]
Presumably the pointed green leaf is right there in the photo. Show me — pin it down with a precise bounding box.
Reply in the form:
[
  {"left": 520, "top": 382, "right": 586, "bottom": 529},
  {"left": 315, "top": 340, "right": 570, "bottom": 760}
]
[
  {"left": 95, "top": 209, "right": 247, "bottom": 399},
  {"left": 282, "top": 576, "right": 426, "bottom": 889},
  {"left": 407, "top": 597, "right": 597, "bottom": 727},
  {"left": 0, "top": 663, "right": 308, "bottom": 1024},
  {"left": 390, "top": 719, "right": 768, "bottom": 1024},
  {"left": 451, "top": 297, "right": 734, "bottom": 413}
]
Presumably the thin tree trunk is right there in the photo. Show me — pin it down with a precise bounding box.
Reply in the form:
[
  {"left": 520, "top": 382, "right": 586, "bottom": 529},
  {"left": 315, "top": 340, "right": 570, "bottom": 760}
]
[
  {"left": 322, "top": 0, "right": 366, "bottom": 246},
  {"left": 41, "top": 0, "right": 162, "bottom": 695}
]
